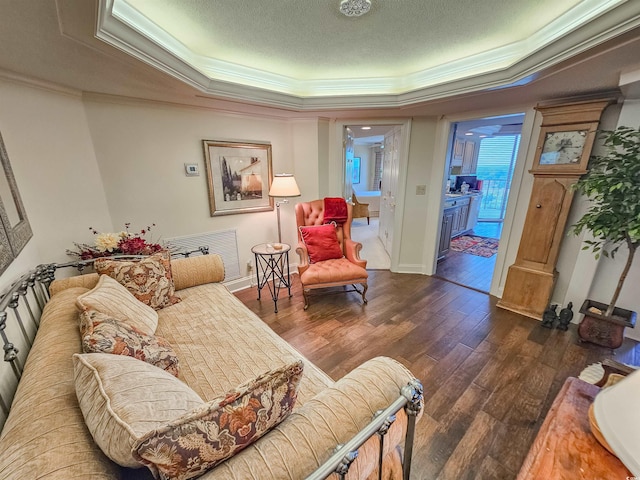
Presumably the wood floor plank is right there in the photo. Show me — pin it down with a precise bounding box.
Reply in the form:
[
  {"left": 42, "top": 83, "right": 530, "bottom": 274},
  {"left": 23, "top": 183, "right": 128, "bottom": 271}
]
[{"left": 233, "top": 271, "right": 640, "bottom": 479}]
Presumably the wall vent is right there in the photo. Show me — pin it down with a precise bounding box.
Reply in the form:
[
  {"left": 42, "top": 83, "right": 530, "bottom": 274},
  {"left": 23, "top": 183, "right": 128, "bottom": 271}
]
[{"left": 165, "top": 229, "right": 241, "bottom": 280}]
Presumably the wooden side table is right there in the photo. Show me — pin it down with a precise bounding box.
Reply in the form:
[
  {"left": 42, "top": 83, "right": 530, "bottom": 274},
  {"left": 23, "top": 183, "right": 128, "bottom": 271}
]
[{"left": 251, "top": 243, "right": 291, "bottom": 313}]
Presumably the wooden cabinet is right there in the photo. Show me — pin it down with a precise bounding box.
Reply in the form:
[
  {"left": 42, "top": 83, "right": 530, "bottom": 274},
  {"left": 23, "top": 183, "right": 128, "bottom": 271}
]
[
  {"left": 451, "top": 139, "right": 477, "bottom": 173},
  {"left": 438, "top": 208, "right": 455, "bottom": 259},
  {"left": 451, "top": 139, "right": 464, "bottom": 166},
  {"left": 497, "top": 99, "right": 611, "bottom": 320},
  {"left": 461, "top": 141, "right": 477, "bottom": 174},
  {"left": 439, "top": 196, "right": 471, "bottom": 259}
]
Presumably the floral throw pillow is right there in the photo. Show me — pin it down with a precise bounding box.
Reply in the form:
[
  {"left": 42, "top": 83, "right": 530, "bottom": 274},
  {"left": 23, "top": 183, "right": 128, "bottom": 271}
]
[
  {"left": 94, "top": 250, "right": 180, "bottom": 310},
  {"left": 80, "top": 310, "right": 179, "bottom": 377},
  {"left": 133, "top": 360, "right": 304, "bottom": 480}
]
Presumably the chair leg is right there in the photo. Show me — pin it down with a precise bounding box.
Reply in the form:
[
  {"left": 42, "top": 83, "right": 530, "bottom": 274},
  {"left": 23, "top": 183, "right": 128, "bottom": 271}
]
[
  {"left": 361, "top": 283, "right": 368, "bottom": 304},
  {"left": 303, "top": 288, "right": 311, "bottom": 310},
  {"left": 367, "top": 216, "right": 370, "bottom": 225}
]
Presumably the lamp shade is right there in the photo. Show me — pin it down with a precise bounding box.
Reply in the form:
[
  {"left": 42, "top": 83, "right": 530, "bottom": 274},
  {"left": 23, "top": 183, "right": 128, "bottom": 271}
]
[{"left": 269, "top": 174, "right": 301, "bottom": 198}]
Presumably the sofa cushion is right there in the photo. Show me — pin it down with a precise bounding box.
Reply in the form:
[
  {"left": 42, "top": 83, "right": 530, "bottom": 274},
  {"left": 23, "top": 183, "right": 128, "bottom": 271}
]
[
  {"left": 133, "top": 360, "right": 304, "bottom": 480},
  {"left": 73, "top": 353, "right": 203, "bottom": 468},
  {"left": 80, "top": 310, "right": 179, "bottom": 377},
  {"left": 76, "top": 275, "right": 158, "bottom": 335},
  {"left": 94, "top": 251, "right": 180, "bottom": 310},
  {"left": 299, "top": 223, "right": 343, "bottom": 263}
]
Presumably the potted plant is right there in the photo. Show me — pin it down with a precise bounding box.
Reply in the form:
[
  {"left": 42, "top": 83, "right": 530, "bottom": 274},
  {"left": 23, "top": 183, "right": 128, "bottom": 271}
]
[{"left": 570, "top": 125, "right": 639, "bottom": 348}]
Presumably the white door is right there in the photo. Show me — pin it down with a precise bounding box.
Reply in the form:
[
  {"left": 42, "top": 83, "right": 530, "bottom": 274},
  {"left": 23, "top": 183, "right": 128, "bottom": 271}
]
[
  {"left": 343, "top": 127, "right": 354, "bottom": 201},
  {"left": 379, "top": 127, "right": 401, "bottom": 253}
]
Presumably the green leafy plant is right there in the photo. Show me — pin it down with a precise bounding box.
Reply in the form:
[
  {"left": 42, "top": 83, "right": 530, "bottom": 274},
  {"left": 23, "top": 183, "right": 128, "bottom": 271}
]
[{"left": 571, "top": 126, "right": 640, "bottom": 317}]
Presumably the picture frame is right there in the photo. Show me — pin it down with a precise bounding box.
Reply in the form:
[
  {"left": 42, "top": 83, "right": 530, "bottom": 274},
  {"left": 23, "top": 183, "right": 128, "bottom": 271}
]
[
  {"left": 203, "top": 140, "right": 273, "bottom": 216},
  {"left": 352, "top": 157, "right": 361, "bottom": 184}
]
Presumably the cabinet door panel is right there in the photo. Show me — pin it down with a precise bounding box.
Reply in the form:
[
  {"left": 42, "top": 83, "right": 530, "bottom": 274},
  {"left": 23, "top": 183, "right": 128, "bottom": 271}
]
[{"left": 520, "top": 179, "right": 567, "bottom": 264}]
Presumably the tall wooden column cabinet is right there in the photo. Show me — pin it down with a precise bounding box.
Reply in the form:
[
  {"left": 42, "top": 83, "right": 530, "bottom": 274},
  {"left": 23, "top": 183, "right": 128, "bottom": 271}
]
[{"left": 497, "top": 99, "right": 612, "bottom": 320}]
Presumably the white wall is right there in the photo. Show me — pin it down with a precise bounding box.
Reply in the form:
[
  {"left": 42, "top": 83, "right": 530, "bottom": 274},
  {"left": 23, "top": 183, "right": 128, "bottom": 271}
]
[
  {"left": 580, "top": 99, "right": 640, "bottom": 340},
  {"left": 82, "top": 96, "right": 309, "bottom": 282},
  {"left": 0, "top": 77, "right": 112, "bottom": 287}
]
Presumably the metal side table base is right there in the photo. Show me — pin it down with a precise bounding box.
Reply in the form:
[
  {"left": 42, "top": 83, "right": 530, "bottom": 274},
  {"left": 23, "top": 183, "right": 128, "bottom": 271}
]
[{"left": 251, "top": 243, "right": 292, "bottom": 313}]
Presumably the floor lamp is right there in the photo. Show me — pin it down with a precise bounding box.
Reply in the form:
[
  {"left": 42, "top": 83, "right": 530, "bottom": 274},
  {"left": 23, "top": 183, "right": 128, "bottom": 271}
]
[{"left": 268, "top": 174, "right": 301, "bottom": 244}]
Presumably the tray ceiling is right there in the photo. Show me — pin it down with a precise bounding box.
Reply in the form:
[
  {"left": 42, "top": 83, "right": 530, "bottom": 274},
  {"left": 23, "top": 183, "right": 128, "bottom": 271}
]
[{"left": 96, "top": 0, "right": 640, "bottom": 108}]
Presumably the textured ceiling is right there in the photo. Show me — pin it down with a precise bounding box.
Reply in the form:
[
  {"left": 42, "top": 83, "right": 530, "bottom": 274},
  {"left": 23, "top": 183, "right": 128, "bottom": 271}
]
[
  {"left": 125, "top": 0, "right": 583, "bottom": 80},
  {"left": 0, "top": 0, "right": 640, "bottom": 116},
  {"left": 95, "top": 0, "right": 640, "bottom": 107}
]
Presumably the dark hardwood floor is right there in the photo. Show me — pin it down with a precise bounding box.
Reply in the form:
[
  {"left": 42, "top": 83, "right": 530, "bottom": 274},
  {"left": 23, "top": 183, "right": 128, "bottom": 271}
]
[
  {"left": 234, "top": 271, "right": 639, "bottom": 480},
  {"left": 435, "top": 222, "right": 502, "bottom": 293}
]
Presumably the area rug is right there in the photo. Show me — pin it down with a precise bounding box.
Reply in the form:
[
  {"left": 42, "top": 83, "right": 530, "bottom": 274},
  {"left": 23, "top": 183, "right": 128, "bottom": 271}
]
[{"left": 450, "top": 235, "right": 499, "bottom": 257}]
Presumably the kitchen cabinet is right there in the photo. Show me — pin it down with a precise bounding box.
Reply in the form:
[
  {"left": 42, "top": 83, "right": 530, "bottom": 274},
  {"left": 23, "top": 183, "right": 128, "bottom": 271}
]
[
  {"left": 451, "top": 139, "right": 464, "bottom": 166},
  {"left": 461, "top": 141, "right": 477, "bottom": 174},
  {"left": 439, "top": 196, "right": 471, "bottom": 259},
  {"left": 438, "top": 208, "right": 455, "bottom": 258}
]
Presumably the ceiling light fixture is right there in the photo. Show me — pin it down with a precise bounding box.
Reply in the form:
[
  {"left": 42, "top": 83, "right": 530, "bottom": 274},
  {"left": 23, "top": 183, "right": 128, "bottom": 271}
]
[
  {"left": 361, "top": 126, "right": 371, "bottom": 130},
  {"left": 340, "top": 0, "right": 371, "bottom": 17}
]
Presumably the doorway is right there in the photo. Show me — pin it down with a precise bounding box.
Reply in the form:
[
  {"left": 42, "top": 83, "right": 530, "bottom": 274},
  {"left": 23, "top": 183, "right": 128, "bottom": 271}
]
[
  {"left": 435, "top": 114, "right": 524, "bottom": 292},
  {"left": 344, "top": 124, "right": 398, "bottom": 270}
]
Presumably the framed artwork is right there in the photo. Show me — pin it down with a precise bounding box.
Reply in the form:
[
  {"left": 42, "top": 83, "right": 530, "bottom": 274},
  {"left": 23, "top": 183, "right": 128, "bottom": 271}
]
[
  {"left": 203, "top": 140, "right": 273, "bottom": 216},
  {"left": 352, "top": 157, "right": 361, "bottom": 184}
]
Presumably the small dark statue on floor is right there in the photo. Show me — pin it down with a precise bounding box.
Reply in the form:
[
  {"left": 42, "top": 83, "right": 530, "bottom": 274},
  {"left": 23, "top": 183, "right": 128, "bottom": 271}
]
[
  {"left": 557, "top": 302, "right": 574, "bottom": 331},
  {"left": 541, "top": 304, "right": 558, "bottom": 328}
]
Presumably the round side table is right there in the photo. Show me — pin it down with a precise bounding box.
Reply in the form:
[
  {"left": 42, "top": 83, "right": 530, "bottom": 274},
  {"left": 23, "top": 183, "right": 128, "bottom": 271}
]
[{"left": 251, "top": 243, "right": 291, "bottom": 313}]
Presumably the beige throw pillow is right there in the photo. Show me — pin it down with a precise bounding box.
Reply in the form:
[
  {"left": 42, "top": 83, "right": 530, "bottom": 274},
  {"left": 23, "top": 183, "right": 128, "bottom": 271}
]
[
  {"left": 76, "top": 275, "right": 158, "bottom": 335},
  {"left": 73, "top": 353, "right": 203, "bottom": 468}
]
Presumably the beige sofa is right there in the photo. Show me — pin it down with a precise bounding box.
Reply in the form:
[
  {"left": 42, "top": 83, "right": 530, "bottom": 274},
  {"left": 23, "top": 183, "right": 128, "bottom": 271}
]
[{"left": 0, "top": 255, "right": 421, "bottom": 479}]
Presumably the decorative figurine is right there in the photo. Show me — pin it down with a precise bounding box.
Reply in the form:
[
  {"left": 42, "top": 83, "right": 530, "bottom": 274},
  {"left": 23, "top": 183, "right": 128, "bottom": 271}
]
[
  {"left": 557, "top": 302, "right": 574, "bottom": 331},
  {"left": 541, "top": 304, "right": 558, "bottom": 328}
]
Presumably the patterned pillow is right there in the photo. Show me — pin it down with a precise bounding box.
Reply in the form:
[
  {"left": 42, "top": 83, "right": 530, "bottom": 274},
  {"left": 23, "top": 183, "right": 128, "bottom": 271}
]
[
  {"left": 133, "top": 361, "right": 304, "bottom": 480},
  {"left": 299, "top": 222, "right": 343, "bottom": 263},
  {"left": 76, "top": 274, "right": 158, "bottom": 335},
  {"left": 95, "top": 251, "right": 180, "bottom": 310},
  {"left": 80, "top": 310, "right": 179, "bottom": 377}
]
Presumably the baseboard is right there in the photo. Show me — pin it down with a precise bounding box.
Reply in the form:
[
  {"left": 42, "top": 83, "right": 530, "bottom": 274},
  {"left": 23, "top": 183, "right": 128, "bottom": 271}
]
[
  {"left": 225, "top": 267, "right": 299, "bottom": 293},
  {"left": 396, "top": 263, "right": 426, "bottom": 274}
]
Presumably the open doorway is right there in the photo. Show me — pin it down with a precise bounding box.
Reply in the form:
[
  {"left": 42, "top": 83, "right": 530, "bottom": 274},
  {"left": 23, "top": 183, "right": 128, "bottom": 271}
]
[
  {"left": 344, "top": 124, "right": 397, "bottom": 270},
  {"left": 435, "top": 113, "right": 524, "bottom": 292}
]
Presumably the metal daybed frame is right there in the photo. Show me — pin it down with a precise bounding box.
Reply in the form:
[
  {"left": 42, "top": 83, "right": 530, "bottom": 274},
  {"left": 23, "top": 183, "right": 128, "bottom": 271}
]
[{"left": 0, "top": 253, "right": 423, "bottom": 480}]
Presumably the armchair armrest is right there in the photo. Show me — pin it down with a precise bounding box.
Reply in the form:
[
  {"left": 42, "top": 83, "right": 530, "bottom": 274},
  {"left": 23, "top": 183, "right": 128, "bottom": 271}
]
[
  {"left": 344, "top": 238, "right": 367, "bottom": 268},
  {"left": 202, "top": 357, "right": 422, "bottom": 480},
  {"left": 296, "top": 242, "right": 310, "bottom": 274}
]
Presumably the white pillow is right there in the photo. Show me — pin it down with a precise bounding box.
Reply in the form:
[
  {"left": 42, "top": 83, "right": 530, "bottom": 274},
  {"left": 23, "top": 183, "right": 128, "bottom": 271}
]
[
  {"left": 76, "top": 274, "right": 158, "bottom": 335},
  {"left": 593, "top": 368, "right": 640, "bottom": 476},
  {"left": 73, "top": 353, "right": 203, "bottom": 467}
]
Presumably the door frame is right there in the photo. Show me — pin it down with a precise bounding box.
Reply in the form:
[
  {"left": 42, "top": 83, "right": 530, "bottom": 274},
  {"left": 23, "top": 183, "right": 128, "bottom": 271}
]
[
  {"left": 426, "top": 107, "right": 536, "bottom": 297},
  {"left": 331, "top": 118, "right": 412, "bottom": 272}
]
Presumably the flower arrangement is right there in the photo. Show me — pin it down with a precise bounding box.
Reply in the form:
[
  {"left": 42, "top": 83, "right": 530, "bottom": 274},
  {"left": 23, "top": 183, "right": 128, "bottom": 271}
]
[{"left": 67, "top": 223, "right": 165, "bottom": 260}]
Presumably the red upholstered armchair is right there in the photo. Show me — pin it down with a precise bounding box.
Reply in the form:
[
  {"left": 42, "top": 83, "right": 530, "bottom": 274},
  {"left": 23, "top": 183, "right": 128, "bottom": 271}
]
[{"left": 295, "top": 199, "right": 368, "bottom": 310}]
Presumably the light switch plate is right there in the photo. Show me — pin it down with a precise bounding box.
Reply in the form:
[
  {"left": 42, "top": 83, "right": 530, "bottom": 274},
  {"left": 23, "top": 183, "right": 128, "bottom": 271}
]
[{"left": 184, "top": 163, "right": 199, "bottom": 176}]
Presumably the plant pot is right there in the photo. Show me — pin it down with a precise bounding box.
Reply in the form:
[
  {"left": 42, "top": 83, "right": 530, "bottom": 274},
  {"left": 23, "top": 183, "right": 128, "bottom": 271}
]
[{"left": 578, "top": 299, "right": 637, "bottom": 349}]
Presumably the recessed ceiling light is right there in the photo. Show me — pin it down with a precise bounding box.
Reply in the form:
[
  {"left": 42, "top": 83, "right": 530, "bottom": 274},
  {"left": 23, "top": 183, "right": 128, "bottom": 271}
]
[
  {"left": 361, "top": 126, "right": 372, "bottom": 130},
  {"left": 465, "top": 132, "right": 474, "bottom": 136},
  {"left": 340, "top": 0, "right": 372, "bottom": 17},
  {"left": 479, "top": 134, "right": 488, "bottom": 138}
]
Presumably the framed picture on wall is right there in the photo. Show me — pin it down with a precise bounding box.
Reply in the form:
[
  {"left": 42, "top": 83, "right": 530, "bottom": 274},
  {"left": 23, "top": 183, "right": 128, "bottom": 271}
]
[
  {"left": 352, "top": 157, "right": 361, "bottom": 184},
  {"left": 203, "top": 140, "right": 274, "bottom": 216}
]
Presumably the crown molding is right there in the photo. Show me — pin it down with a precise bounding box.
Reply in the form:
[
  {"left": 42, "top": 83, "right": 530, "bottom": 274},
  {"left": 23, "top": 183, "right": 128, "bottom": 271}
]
[{"left": 95, "top": 0, "right": 640, "bottom": 110}]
